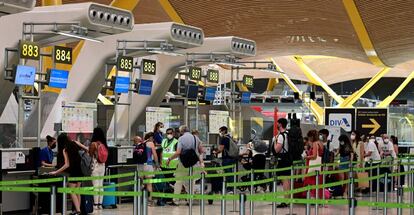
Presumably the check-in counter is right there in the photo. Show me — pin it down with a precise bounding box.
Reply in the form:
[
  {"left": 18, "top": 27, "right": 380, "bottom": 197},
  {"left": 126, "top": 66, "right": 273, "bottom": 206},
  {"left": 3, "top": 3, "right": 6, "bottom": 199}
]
[
  {"left": 106, "top": 146, "right": 137, "bottom": 203},
  {"left": 0, "top": 148, "right": 36, "bottom": 213}
]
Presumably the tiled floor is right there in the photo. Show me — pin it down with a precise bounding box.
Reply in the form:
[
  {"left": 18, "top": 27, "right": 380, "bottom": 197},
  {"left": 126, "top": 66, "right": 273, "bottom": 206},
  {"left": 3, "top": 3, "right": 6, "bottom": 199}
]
[{"left": 91, "top": 192, "right": 413, "bottom": 215}]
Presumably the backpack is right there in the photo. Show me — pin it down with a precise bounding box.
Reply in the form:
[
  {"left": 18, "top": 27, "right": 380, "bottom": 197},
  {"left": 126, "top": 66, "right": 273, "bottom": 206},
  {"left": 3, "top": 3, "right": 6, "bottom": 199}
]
[
  {"left": 79, "top": 151, "right": 93, "bottom": 176},
  {"left": 224, "top": 135, "right": 239, "bottom": 159},
  {"left": 322, "top": 139, "right": 335, "bottom": 164},
  {"left": 180, "top": 135, "right": 199, "bottom": 168},
  {"left": 253, "top": 140, "right": 268, "bottom": 153},
  {"left": 97, "top": 141, "right": 108, "bottom": 163},
  {"left": 272, "top": 128, "right": 304, "bottom": 162},
  {"left": 133, "top": 142, "right": 148, "bottom": 164}
]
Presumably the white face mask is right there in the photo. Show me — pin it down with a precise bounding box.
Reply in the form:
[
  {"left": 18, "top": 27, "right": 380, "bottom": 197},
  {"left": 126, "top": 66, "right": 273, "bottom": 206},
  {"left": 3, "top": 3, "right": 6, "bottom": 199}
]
[
  {"left": 384, "top": 139, "right": 389, "bottom": 144},
  {"left": 167, "top": 134, "right": 173, "bottom": 140},
  {"left": 350, "top": 134, "right": 356, "bottom": 141},
  {"left": 369, "top": 139, "right": 375, "bottom": 144},
  {"left": 319, "top": 135, "right": 324, "bottom": 141},
  {"left": 340, "top": 141, "right": 345, "bottom": 146}
]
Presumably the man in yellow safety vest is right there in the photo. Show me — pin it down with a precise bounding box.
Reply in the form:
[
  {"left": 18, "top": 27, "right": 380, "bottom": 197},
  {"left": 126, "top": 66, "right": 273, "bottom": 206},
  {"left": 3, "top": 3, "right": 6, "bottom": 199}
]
[{"left": 161, "top": 128, "right": 179, "bottom": 171}]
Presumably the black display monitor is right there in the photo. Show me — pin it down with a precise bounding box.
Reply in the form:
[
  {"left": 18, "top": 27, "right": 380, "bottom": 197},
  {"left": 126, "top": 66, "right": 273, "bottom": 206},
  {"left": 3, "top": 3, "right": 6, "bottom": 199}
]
[{"left": 186, "top": 85, "right": 199, "bottom": 99}]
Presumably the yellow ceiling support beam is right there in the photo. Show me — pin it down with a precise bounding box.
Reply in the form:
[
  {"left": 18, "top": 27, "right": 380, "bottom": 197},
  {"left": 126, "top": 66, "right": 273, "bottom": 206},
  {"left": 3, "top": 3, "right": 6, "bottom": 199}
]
[
  {"left": 342, "top": 0, "right": 388, "bottom": 67},
  {"left": 42, "top": 0, "right": 62, "bottom": 5},
  {"left": 270, "top": 58, "right": 324, "bottom": 124},
  {"left": 110, "top": 0, "right": 140, "bottom": 10},
  {"left": 339, "top": 67, "right": 390, "bottom": 108},
  {"left": 292, "top": 56, "right": 345, "bottom": 104},
  {"left": 158, "top": 0, "right": 185, "bottom": 24},
  {"left": 377, "top": 71, "right": 414, "bottom": 108},
  {"left": 266, "top": 78, "right": 279, "bottom": 91},
  {"left": 236, "top": 82, "right": 249, "bottom": 92}
]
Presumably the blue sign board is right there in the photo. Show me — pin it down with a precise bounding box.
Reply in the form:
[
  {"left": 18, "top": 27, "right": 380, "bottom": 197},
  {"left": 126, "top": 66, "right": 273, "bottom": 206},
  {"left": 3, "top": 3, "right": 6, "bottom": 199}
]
[
  {"left": 15, "top": 65, "right": 36, "bottom": 86},
  {"left": 138, "top": 79, "right": 153, "bottom": 95},
  {"left": 114, "top": 76, "right": 130, "bottom": 93},
  {"left": 48, "top": 69, "right": 69, "bottom": 89},
  {"left": 204, "top": 87, "right": 216, "bottom": 101},
  {"left": 241, "top": 92, "right": 251, "bottom": 104}
]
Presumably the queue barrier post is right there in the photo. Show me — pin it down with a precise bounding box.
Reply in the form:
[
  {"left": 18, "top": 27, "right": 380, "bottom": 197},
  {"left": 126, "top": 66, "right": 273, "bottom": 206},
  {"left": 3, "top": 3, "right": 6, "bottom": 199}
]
[
  {"left": 397, "top": 186, "right": 403, "bottom": 215},
  {"left": 369, "top": 160, "right": 373, "bottom": 197},
  {"left": 410, "top": 168, "right": 414, "bottom": 215},
  {"left": 62, "top": 175, "right": 67, "bottom": 215},
  {"left": 322, "top": 163, "right": 326, "bottom": 207},
  {"left": 239, "top": 194, "right": 246, "bottom": 215},
  {"left": 397, "top": 159, "right": 402, "bottom": 188},
  {"left": 137, "top": 177, "right": 142, "bottom": 215},
  {"left": 221, "top": 180, "right": 227, "bottom": 215},
  {"left": 271, "top": 174, "right": 277, "bottom": 215},
  {"left": 232, "top": 165, "right": 238, "bottom": 212},
  {"left": 376, "top": 164, "right": 380, "bottom": 210},
  {"left": 200, "top": 172, "right": 205, "bottom": 215},
  {"left": 142, "top": 189, "right": 148, "bottom": 215},
  {"left": 189, "top": 166, "right": 194, "bottom": 215},
  {"left": 133, "top": 171, "right": 139, "bottom": 215},
  {"left": 305, "top": 189, "right": 310, "bottom": 215},
  {"left": 349, "top": 161, "right": 356, "bottom": 215},
  {"left": 390, "top": 158, "right": 394, "bottom": 192},
  {"left": 50, "top": 185, "right": 56, "bottom": 215},
  {"left": 384, "top": 172, "right": 388, "bottom": 215},
  {"left": 289, "top": 166, "right": 294, "bottom": 215},
  {"left": 249, "top": 169, "right": 254, "bottom": 215},
  {"left": 315, "top": 170, "right": 319, "bottom": 215}
]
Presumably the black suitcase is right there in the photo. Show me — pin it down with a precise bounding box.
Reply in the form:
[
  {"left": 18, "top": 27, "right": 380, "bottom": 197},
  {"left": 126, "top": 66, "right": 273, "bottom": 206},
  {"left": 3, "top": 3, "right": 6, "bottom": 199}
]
[{"left": 80, "top": 195, "right": 94, "bottom": 214}]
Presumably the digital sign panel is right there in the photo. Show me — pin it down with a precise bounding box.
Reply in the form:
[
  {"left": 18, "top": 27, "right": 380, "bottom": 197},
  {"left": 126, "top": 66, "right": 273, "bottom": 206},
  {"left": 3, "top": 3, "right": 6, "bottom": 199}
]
[
  {"left": 204, "top": 87, "right": 216, "bottom": 101},
  {"left": 114, "top": 76, "right": 130, "bottom": 93},
  {"left": 14, "top": 65, "right": 36, "bottom": 86},
  {"left": 138, "top": 79, "right": 153, "bottom": 95},
  {"left": 48, "top": 69, "right": 69, "bottom": 89},
  {"left": 241, "top": 92, "right": 252, "bottom": 104}
]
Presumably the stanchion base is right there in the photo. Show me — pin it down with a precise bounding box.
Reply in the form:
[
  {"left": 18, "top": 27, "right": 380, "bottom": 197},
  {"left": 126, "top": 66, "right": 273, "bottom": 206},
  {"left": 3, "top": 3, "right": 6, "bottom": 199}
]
[{"left": 229, "top": 210, "right": 239, "bottom": 213}]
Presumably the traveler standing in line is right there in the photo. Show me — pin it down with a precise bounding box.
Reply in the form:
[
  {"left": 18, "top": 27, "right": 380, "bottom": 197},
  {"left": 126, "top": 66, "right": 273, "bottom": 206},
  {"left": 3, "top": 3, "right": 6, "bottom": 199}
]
[
  {"left": 304, "top": 130, "right": 324, "bottom": 198},
  {"left": 351, "top": 131, "right": 364, "bottom": 168},
  {"left": 363, "top": 136, "right": 381, "bottom": 191},
  {"left": 273, "top": 118, "right": 292, "bottom": 208},
  {"left": 161, "top": 128, "right": 179, "bottom": 175},
  {"left": 153, "top": 122, "right": 164, "bottom": 146},
  {"left": 214, "top": 126, "right": 237, "bottom": 191},
  {"left": 75, "top": 127, "right": 108, "bottom": 210},
  {"left": 137, "top": 132, "right": 159, "bottom": 206},
  {"left": 50, "top": 134, "right": 83, "bottom": 215},
  {"left": 391, "top": 135, "right": 405, "bottom": 186},
  {"left": 337, "top": 134, "right": 354, "bottom": 198},
  {"left": 166, "top": 125, "right": 204, "bottom": 206},
  {"left": 379, "top": 134, "right": 397, "bottom": 160},
  {"left": 39, "top": 135, "right": 56, "bottom": 167}
]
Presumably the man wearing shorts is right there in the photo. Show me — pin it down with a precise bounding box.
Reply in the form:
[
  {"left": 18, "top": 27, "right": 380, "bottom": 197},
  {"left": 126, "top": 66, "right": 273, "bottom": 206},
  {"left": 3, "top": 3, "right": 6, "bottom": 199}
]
[{"left": 273, "top": 118, "right": 292, "bottom": 208}]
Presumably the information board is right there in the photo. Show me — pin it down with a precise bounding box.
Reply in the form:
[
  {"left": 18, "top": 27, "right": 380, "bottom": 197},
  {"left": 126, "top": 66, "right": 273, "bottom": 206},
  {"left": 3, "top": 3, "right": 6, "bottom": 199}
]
[
  {"left": 62, "top": 102, "right": 97, "bottom": 133},
  {"left": 142, "top": 59, "right": 156, "bottom": 75},
  {"left": 48, "top": 69, "right": 69, "bottom": 89},
  {"left": 117, "top": 56, "right": 133, "bottom": 72},
  {"left": 19, "top": 40, "right": 39, "bottom": 60},
  {"left": 138, "top": 79, "right": 153, "bottom": 95},
  {"left": 209, "top": 110, "right": 229, "bottom": 134},
  {"left": 189, "top": 66, "right": 202, "bottom": 81},
  {"left": 114, "top": 76, "right": 130, "bottom": 93},
  {"left": 243, "top": 75, "right": 254, "bottom": 88},
  {"left": 145, "top": 107, "right": 172, "bottom": 132},
  {"left": 207, "top": 69, "right": 219, "bottom": 83},
  {"left": 324, "top": 108, "right": 355, "bottom": 133},
  {"left": 54, "top": 46, "right": 72, "bottom": 65},
  {"left": 356, "top": 108, "right": 388, "bottom": 136},
  {"left": 204, "top": 87, "right": 216, "bottom": 101},
  {"left": 15, "top": 65, "right": 36, "bottom": 86},
  {"left": 241, "top": 92, "right": 251, "bottom": 104}
]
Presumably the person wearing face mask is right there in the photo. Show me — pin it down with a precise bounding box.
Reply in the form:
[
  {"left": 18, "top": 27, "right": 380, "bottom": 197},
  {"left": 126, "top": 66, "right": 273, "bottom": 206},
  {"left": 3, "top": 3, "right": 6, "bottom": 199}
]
[
  {"left": 364, "top": 135, "right": 381, "bottom": 191},
  {"left": 39, "top": 135, "right": 57, "bottom": 167},
  {"left": 161, "top": 128, "right": 179, "bottom": 172},
  {"left": 351, "top": 130, "right": 365, "bottom": 168},
  {"left": 153, "top": 122, "right": 165, "bottom": 146},
  {"left": 378, "top": 134, "right": 396, "bottom": 159},
  {"left": 337, "top": 135, "right": 354, "bottom": 198}
]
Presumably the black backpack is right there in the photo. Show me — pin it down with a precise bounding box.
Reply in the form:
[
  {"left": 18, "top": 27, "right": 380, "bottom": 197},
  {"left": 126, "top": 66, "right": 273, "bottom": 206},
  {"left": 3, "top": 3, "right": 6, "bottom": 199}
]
[
  {"left": 79, "top": 151, "right": 93, "bottom": 176},
  {"left": 133, "top": 142, "right": 147, "bottom": 164},
  {"left": 180, "top": 135, "right": 199, "bottom": 168},
  {"left": 272, "top": 127, "right": 304, "bottom": 162},
  {"left": 253, "top": 140, "right": 268, "bottom": 153},
  {"left": 322, "top": 140, "right": 335, "bottom": 164}
]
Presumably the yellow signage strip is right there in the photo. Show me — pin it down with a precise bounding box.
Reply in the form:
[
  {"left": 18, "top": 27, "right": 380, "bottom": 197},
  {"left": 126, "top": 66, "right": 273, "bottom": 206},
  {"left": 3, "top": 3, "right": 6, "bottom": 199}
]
[
  {"left": 377, "top": 71, "right": 414, "bottom": 108},
  {"left": 339, "top": 67, "right": 390, "bottom": 108},
  {"left": 342, "top": 0, "right": 388, "bottom": 67},
  {"left": 158, "top": 0, "right": 185, "bottom": 24}
]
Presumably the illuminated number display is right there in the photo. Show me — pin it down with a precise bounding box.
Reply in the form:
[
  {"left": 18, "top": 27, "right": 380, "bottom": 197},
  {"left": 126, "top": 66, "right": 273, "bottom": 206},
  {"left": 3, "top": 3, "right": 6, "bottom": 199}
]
[
  {"left": 189, "top": 67, "right": 202, "bottom": 81},
  {"left": 142, "top": 59, "right": 156, "bottom": 75},
  {"left": 19, "top": 40, "right": 40, "bottom": 60},
  {"left": 117, "top": 56, "right": 133, "bottom": 72},
  {"left": 207, "top": 69, "right": 219, "bottom": 83},
  {"left": 243, "top": 75, "right": 254, "bottom": 88},
  {"left": 54, "top": 46, "right": 72, "bottom": 65}
]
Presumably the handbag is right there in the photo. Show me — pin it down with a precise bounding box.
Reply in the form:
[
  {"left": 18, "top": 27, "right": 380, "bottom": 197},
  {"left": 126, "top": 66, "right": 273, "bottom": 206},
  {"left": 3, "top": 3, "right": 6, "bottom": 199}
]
[
  {"left": 308, "top": 145, "right": 322, "bottom": 173},
  {"left": 356, "top": 172, "right": 369, "bottom": 188},
  {"left": 179, "top": 135, "right": 199, "bottom": 168}
]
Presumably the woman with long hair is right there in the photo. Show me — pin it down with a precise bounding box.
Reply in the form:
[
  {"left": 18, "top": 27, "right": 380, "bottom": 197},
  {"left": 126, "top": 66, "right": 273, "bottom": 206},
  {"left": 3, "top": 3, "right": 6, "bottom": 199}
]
[
  {"left": 391, "top": 135, "right": 405, "bottom": 187},
  {"left": 153, "top": 122, "right": 164, "bottom": 146},
  {"left": 75, "top": 127, "right": 108, "bottom": 210},
  {"left": 50, "top": 133, "right": 82, "bottom": 215},
  {"left": 350, "top": 130, "right": 364, "bottom": 167},
  {"left": 338, "top": 134, "right": 354, "bottom": 198},
  {"left": 304, "top": 130, "right": 324, "bottom": 198}
]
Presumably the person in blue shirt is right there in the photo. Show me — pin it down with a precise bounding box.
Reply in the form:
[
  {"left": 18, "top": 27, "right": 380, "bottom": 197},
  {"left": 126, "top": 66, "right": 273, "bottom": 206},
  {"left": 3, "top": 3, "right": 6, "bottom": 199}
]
[
  {"left": 39, "top": 135, "right": 56, "bottom": 167},
  {"left": 153, "top": 122, "right": 164, "bottom": 146}
]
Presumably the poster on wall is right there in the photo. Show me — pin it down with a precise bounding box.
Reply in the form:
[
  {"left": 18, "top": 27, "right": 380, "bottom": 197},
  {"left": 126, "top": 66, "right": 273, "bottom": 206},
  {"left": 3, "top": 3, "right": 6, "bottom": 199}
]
[
  {"left": 145, "top": 107, "right": 172, "bottom": 132},
  {"left": 209, "top": 110, "right": 229, "bottom": 134},
  {"left": 324, "top": 108, "right": 355, "bottom": 133},
  {"left": 62, "top": 102, "right": 97, "bottom": 133}
]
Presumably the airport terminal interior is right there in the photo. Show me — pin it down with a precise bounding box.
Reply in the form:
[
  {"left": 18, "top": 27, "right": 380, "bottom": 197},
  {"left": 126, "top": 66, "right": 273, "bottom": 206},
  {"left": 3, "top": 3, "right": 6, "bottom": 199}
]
[{"left": 1, "top": 0, "right": 414, "bottom": 214}]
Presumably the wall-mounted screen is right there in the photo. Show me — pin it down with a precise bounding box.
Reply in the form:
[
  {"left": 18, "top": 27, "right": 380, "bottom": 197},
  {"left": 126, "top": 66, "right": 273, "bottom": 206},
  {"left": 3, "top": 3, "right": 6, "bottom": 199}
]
[
  {"left": 114, "top": 76, "right": 130, "bottom": 93},
  {"left": 186, "top": 85, "right": 199, "bottom": 99},
  {"left": 241, "top": 92, "right": 252, "bottom": 104},
  {"left": 14, "top": 65, "right": 36, "bottom": 86},
  {"left": 138, "top": 79, "right": 153, "bottom": 95},
  {"left": 48, "top": 69, "right": 69, "bottom": 89},
  {"left": 204, "top": 87, "right": 216, "bottom": 101}
]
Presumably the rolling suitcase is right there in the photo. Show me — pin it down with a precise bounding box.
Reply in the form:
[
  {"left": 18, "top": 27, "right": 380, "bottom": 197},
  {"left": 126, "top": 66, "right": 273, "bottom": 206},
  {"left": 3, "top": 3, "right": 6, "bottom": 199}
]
[
  {"left": 80, "top": 194, "right": 94, "bottom": 214},
  {"left": 102, "top": 182, "right": 117, "bottom": 209}
]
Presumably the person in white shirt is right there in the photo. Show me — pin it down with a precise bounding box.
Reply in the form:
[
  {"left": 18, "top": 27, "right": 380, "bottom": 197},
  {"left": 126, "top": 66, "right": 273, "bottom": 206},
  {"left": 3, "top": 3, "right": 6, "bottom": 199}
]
[
  {"left": 379, "top": 134, "right": 397, "bottom": 160},
  {"left": 363, "top": 135, "right": 381, "bottom": 192}
]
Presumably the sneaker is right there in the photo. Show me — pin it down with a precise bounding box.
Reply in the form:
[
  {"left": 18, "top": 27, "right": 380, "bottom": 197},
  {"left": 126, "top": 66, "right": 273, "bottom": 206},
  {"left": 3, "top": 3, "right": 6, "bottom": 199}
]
[
  {"left": 276, "top": 203, "right": 288, "bottom": 208},
  {"left": 169, "top": 202, "right": 179, "bottom": 206},
  {"left": 93, "top": 205, "right": 99, "bottom": 211}
]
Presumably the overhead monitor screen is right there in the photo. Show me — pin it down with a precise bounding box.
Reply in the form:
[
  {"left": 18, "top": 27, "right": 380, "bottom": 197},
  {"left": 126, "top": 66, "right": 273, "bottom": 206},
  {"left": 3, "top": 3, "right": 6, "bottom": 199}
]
[
  {"left": 48, "top": 69, "right": 69, "bottom": 89},
  {"left": 114, "top": 76, "right": 130, "bottom": 93},
  {"left": 14, "top": 65, "right": 36, "bottom": 86},
  {"left": 186, "top": 85, "right": 199, "bottom": 99},
  {"left": 138, "top": 79, "right": 153, "bottom": 95},
  {"left": 241, "top": 92, "right": 252, "bottom": 104},
  {"left": 204, "top": 87, "right": 216, "bottom": 101}
]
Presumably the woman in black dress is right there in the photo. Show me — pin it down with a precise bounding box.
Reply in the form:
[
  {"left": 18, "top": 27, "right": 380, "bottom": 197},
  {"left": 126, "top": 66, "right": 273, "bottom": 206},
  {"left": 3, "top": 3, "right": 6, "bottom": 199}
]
[{"left": 50, "top": 133, "right": 82, "bottom": 215}]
